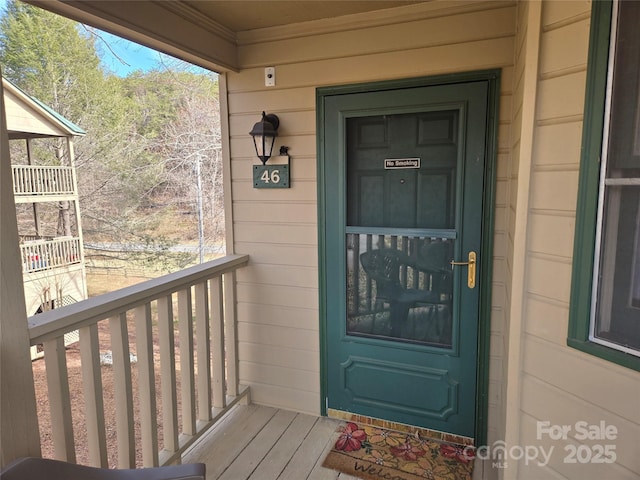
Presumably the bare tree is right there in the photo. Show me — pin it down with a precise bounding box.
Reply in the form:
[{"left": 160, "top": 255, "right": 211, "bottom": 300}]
[{"left": 154, "top": 72, "right": 224, "bottom": 260}]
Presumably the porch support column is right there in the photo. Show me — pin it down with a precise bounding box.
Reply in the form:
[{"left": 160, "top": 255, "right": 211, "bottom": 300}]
[
  {"left": 220, "top": 73, "right": 234, "bottom": 254},
  {"left": 503, "top": 2, "right": 542, "bottom": 479},
  {"left": 67, "top": 137, "right": 88, "bottom": 299},
  {"left": 1, "top": 76, "right": 41, "bottom": 466},
  {"left": 26, "top": 138, "right": 42, "bottom": 237}
]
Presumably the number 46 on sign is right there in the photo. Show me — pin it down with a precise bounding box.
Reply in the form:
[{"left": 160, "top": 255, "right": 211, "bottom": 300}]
[{"left": 253, "top": 163, "right": 290, "bottom": 189}]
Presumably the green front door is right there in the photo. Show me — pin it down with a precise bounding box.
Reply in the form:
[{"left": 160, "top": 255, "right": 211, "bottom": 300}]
[{"left": 320, "top": 76, "right": 494, "bottom": 439}]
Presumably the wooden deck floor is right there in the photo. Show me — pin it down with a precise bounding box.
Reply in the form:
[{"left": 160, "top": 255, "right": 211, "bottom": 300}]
[
  {"left": 182, "top": 404, "right": 360, "bottom": 480},
  {"left": 182, "top": 403, "right": 486, "bottom": 480}
]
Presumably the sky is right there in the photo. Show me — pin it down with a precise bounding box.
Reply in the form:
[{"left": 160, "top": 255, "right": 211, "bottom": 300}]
[
  {"left": 0, "top": 0, "right": 211, "bottom": 78},
  {"left": 94, "top": 30, "right": 168, "bottom": 77},
  {"left": 92, "top": 29, "right": 211, "bottom": 77}
]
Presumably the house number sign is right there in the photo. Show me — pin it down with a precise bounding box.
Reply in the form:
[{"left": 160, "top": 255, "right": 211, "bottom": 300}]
[{"left": 253, "top": 164, "right": 289, "bottom": 188}]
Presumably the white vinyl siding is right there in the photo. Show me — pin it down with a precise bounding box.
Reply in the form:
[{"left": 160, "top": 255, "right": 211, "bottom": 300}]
[{"left": 515, "top": 1, "right": 640, "bottom": 478}]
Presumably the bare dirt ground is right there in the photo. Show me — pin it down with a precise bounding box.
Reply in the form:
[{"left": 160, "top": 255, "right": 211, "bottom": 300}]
[
  {"left": 32, "top": 321, "right": 147, "bottom": 468},
  {"left": 32, "top": 273, "right": 190, "bottom": 468}
]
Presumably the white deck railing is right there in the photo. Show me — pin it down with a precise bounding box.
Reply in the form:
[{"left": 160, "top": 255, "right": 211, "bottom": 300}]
[
  {"left": 12, "top": 165, "right": 75, "bottom": 196},
  {"left": 20, "top": 237, "right": 82, "bottom": 273},
  {"left": 28, "top": 254, "right": 250, "bottom": 468}
]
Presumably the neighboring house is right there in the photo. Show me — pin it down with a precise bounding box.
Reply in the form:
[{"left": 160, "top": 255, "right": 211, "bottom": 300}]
[
  {"left": 3, "top": 77, "right": 88, "bottom": 358},
  {"left": 1, "top": 1, "right": 638, "bottom": 479}
]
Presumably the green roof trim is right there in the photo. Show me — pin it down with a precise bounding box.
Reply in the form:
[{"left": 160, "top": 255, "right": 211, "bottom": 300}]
[{"left": 29, "top": 93, "right": 86, "bottom": 135}]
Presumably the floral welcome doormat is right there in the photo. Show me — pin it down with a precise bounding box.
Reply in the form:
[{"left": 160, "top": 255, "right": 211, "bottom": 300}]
[{"left": 322, "top": 422, "right": 475, "bottom": 480}]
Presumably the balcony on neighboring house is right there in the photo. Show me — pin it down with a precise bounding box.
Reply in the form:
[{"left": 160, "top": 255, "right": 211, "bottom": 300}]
[
  {"left": 4, "top": 77, "right": 88, "bottom": 318},
  {"left": 4, "top": 77, "right": 88, "bottom": 366},
  {"left": 12, "top": 165, "right": 77, "bottom": 200},
  {"left": 19, "top": 236, "right": 83, "bottom": 273}
]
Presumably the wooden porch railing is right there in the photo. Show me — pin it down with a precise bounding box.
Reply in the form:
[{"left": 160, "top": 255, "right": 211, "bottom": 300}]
[
  {"left": 27, "top": 254, "right": 249, "bottom": 468},
  {"left": 20, "top": 237, "right": 82, "bottom": 273},
  {"left": 346, "top": 230, "right": 454, "bottom": 317},
  {"left": 12, "top": 165, "right": 75, "bottom": 196}
]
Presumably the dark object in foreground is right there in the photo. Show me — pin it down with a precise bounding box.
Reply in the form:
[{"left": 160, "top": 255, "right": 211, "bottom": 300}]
[{"left": 0, "top": 457, "right": 205, "bottom": 480}]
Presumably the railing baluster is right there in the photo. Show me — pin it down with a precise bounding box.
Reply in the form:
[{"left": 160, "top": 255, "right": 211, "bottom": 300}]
[
  {"left": 178, "top": 288, "right": 196, "bottom": 436},
  {"left": 13, "top": 167, "right": 19, "bottom": 193},
  {"left": 52, "top": 241, "right": 59, "bottom": 268},
  {"left": 135, "top": 303, "right": 159, "bottom": 467},
  {"left": 366, "top": 234, "right": 373, "bottom": 311},
  {"left": 223, "top": 271, "right": 239, "bottom": 397},
  {"left": 65, "top": 168, "right": 69, "bottom": 192},
  {"left": 157, "top": 295, "right": 179, "bottom": 455},
  {"left": 109, "top": 313, "right": 135, "bottom": 468},
  {"left": 43, "top": 337, "right": 76, "bottom": 463},
  {"left": 46, "top": 168, "right": 52, "bottom": 193},
  {"left": 30, "top": 167, "right": 35, "bottom": 193},
  {"left": 53, "top": 240, "right": 59, "bottom": 267},
  {"left": 79, "top": 324, "right": 108, "bottom": 467},
  {"left": 210, "top": 276, "right": 226, "bottom": 409},
  {"left": 195, "top": 282, "right": 212, "bottom": 422},
  {"left": 39, "top": 167, "right": 44, "bottom": 193},
  {"left": 353, "top": 233, "right": 360, "bottom": 316},
  {"left": 22, "top": 245, "right": 28, "bottom": 273}
]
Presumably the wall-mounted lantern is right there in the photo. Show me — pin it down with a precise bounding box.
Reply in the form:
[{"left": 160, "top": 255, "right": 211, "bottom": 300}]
[
  {"left": 249, "top": 111, "right": 280, "bottom": 165},
  {"left": 251, "top": 112, "right": 290, "bottom": 189}
]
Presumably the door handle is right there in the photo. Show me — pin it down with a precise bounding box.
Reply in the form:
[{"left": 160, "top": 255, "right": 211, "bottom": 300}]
[{"left": 450, "top": 251, "right": 476, "bottom": 289}]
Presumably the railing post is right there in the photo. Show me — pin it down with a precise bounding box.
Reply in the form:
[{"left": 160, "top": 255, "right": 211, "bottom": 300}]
[
  {"left": 178, "top": 289, "right": 196, "bottom": 436},
  {"left": 210, "top": 276, "right": 226, "bottom": 409},
  {"left": 43, "top": 337, "right": 76, "bottom": 463},
  {"left": 135, "top": 303, "right": 159, "bottom": 467},
  {"left": 157, "top": 295, "right": 179, "bottom": 455},
  {"left": 109, "top": 314, "right": 135, "bottom": 468},
  {"left": 79, "top": 324, "right": 108, "bottom": 467},
  {"left": 195, "top": 282, "right": 212, "bottom": 422},
  {"left": 223, "top": 271, "right": 239, "bottom": 397}
]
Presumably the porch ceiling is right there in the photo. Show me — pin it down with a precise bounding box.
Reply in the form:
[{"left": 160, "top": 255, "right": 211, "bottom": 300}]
[
  {"left": 26, "top": 0, "right": 424, "bottom": 73},
  {"left": 184, "top": 1, "right": 423, "bottom": 32}
]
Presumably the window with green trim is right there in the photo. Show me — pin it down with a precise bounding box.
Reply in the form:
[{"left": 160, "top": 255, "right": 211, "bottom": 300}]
[{"left": 569, "top": 0, "right": 640, "bottom": 370}]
